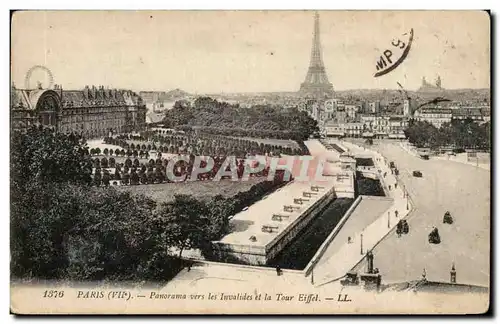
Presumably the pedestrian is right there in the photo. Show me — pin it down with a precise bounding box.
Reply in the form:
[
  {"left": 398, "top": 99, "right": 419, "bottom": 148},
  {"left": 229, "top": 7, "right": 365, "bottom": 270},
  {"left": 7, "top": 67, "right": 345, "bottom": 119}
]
[
  {"left": 276, "top": 265, "right": 281, "bottom": 276},
  {"left": 348, "top": 236, "right": 352, "bottom": 244},
  {"left": 395, "top": 183, "right": 397, "bottom": 189}
]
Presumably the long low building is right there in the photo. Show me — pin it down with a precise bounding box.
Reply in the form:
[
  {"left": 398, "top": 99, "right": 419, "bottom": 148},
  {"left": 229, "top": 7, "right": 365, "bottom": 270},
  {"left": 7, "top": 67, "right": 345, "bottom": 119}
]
[
  {"left": 212, "top": 174, "right": 355, "bottom": 266},
  {"left": 11, "top": 84, "right": 147, "bottom": 137}
]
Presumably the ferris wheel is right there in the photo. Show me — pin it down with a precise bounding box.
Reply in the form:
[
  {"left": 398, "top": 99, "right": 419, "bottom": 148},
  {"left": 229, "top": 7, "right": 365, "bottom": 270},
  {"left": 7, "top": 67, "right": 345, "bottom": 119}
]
[{"left": 24, "top": 65, "right": 54, "bottom": 90}]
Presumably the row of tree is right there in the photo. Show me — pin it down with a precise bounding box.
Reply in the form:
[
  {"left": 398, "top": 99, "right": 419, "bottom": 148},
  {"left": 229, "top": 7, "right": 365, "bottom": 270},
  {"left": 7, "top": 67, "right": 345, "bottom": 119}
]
[
  {"left": 404, "top": 119, "right": 490, "bottom": 151},
  {"left": 103, "top": 131, "right": 309, "bottom": 157},
  {"left": 160, "top": 97, "right": 320, "bottom": 141}
]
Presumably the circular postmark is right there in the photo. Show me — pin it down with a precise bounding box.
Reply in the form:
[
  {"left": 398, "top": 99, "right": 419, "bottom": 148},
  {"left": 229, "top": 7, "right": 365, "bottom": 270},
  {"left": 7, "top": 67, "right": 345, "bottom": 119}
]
[{"left": 374, "top": 29, "right": 414, "bottom": 78}]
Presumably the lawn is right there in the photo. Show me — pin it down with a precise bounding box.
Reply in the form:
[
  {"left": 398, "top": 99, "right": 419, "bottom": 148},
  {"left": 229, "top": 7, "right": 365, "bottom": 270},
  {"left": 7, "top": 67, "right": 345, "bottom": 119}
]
[{"left": 117, "top": 178, "right": 266, "bottom": 202}]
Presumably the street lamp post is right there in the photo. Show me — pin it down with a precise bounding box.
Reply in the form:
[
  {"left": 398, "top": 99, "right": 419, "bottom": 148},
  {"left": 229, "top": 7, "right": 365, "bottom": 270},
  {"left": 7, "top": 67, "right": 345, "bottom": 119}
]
[
  {"left": 388, "top": 211, "right": 391, "bottom": 228},
  {"left": 360, "top": 233, "right": 364, "bottom": 255}
]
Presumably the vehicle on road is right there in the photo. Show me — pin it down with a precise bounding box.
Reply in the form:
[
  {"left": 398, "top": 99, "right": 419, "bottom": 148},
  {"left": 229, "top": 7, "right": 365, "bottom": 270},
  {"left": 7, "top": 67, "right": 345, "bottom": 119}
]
[
  {"left": 412, "top": 171, "right": 423, "bottom": 177},
  {"left": 402, "top": 220, "right": 409, "bottom": 234},
  {"left": 443, "top": 211, "right": 453, "bottom": 224},
  {"left": 428, "top": 227, "right": 441, "bottom": 244},
  {"left": 389, "top": 161, "right": 395, "bottom": 168}
]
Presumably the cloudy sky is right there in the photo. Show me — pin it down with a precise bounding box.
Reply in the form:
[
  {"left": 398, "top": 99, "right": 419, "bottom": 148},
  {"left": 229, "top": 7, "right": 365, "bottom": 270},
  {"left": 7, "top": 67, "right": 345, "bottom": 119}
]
[{"left": 11, "top": 10, "right": 490, "bottom": 93}]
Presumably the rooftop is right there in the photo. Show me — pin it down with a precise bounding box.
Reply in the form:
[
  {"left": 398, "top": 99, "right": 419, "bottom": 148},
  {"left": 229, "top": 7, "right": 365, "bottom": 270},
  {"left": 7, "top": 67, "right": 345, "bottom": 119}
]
[
  {"left": 418, "top": 108, "right": 453, "bottom": 114},
  {"left": 217, "top": 179, "right": 337, "bottom": 248}
]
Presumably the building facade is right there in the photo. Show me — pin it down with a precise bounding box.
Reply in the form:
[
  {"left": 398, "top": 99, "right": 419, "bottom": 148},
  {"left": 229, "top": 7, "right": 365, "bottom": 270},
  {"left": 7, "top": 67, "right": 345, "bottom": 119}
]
[
  {"left": 451, "top": 107, "right": 487, "bottom": 122},
  {"left": 403, "top": 99, "right": 411, "bottom": 117},
  {"left": 414, "top": 107, "right": 452, "bottom": 129},
  {"left": 368, "top": 101, "right": 381, "bottom": 114},
  {"left": 11, "top": 84, "right": 147, "bottom": 137},
  {"left": 324, "top": 122, "right": 364, "bottom": 138}
]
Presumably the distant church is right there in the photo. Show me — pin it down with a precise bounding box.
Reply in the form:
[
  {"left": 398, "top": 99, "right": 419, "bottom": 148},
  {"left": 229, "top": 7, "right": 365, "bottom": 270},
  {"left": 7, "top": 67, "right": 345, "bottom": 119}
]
[{"left": 418, "top": 76, "right": 444, "bottom": 92}]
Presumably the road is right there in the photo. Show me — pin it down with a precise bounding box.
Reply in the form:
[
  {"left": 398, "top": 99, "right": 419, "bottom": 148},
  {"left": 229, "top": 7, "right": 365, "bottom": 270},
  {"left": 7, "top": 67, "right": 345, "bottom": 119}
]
[{"left": 353, "top": 141, "right": 490, "bottom": 287}]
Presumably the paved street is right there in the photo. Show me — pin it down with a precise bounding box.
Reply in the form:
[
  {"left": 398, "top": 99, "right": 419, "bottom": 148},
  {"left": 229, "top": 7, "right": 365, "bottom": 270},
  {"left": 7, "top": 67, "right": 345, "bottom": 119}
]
[
  {"left": 352, "top": 141, "right": 490, "bottom": 287},
  {"left": 312, "top": 141, "right": 411, "bottom": 285}
]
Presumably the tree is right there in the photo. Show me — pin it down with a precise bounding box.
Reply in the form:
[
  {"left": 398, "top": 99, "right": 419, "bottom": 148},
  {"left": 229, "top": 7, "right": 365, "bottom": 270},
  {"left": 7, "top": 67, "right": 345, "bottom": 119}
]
[
  {"left": 121, "top": 172, "right": 130, "bottom": 185},
  {"left": 157, "top": 195, "right": 211, "bottom": 258},
  {"left": 101, "top": 157, "right": 109, "bottom": 168},
  {"left": 102, "top": 171, "right": 111, "bottom": 186},
  {"left": 95, "top": 147, "right": 101, "bottom": 155},
  {"left": 114, "top": 168, "right": 121, "bottom": 181},
  {"left": 205, "top": 196, "right": 235, "bottom": 241},
  {"left": 109, "top": 157, "right": 116, "bottom": 168},
  {"left": 130, "top": 171, "right": 139, "bottom": 185},
  {"left": 94, "top": 169, "right": 102, "bottom": 186},
  {"left": 103, "top": 148, "right": 109, "bottom": 156},
  {"left": 11, "top": 126, "right": 93, "bottom": 191},
  {"left": 146, "top": 168, "right": 156, "bottom": 184},
  {"left": 155, "top": 168, "right": 165, "bottom": 183},
  {"left": 140, "top": 172, "right": 148, "bottom": 184}
]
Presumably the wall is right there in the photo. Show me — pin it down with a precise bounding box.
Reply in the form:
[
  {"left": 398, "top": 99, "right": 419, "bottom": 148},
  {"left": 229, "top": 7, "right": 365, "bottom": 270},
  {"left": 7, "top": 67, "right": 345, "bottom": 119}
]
[
  {"left": 212, "top": 242, "right": 267, "bottom": 265},
  {"left": 303, "top": 195, "right": 363, "bottom": 276},
  {"left": 265, "top": 188, "right": 336, "bottom": 261},
  {"left": 212, "top": 185, "right": 338, "bottom": 266}
]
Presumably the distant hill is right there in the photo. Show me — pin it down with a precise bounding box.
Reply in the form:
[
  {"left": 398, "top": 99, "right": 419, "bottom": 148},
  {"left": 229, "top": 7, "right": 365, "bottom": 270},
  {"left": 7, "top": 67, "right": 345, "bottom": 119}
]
[
  {"left": 164, "top": 88, "right": 190, "bottom": 99},
  {"left": 202, "top": 88, "right": 490, "bottom": 103},
  {"left": 335, "top": 88, "right": 490, "bottom": 105},
  {"left": 139, "top": 88, "right": 191, "bottom": 103}
]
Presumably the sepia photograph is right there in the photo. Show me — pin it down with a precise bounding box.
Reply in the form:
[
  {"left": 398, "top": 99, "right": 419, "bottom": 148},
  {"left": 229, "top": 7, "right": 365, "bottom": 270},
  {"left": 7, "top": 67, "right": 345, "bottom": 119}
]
[{"left": 9, "top": 9, "right": 491, "bottom": 315}]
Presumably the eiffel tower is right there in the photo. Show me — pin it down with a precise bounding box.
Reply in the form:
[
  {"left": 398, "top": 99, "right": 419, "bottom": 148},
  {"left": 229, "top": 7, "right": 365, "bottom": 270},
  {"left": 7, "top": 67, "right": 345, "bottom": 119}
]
[{"left": 299, "top": 12, "right": 334, "bottom": 98}]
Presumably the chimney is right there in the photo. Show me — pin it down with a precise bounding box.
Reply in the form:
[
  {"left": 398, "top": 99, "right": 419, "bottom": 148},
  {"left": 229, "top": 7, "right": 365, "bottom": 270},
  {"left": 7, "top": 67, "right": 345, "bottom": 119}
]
[
  {"left": 91, "top": 85, "right": 97, "bottom": 99},
  {"left": 58, "top": 84, "right": 63, "bottom": 100},
  {"left": 450, "top": 263, "right": 456, "bottom": 284},
  {"left": 83, "top": 85, "right": 90, "bottom": 99}
]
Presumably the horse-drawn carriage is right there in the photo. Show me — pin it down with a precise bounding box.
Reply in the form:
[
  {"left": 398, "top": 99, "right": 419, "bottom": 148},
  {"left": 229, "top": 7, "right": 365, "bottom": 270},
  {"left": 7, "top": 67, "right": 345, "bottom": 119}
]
[
  {"left": 428, "top": 227, "right": 441, "bottom": 244},
  {"left": 443, "top": 211, "right": 453, "bottom": 224},
  {"left": 396, "top": 220, "right": 409, "bottom": 237}
]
